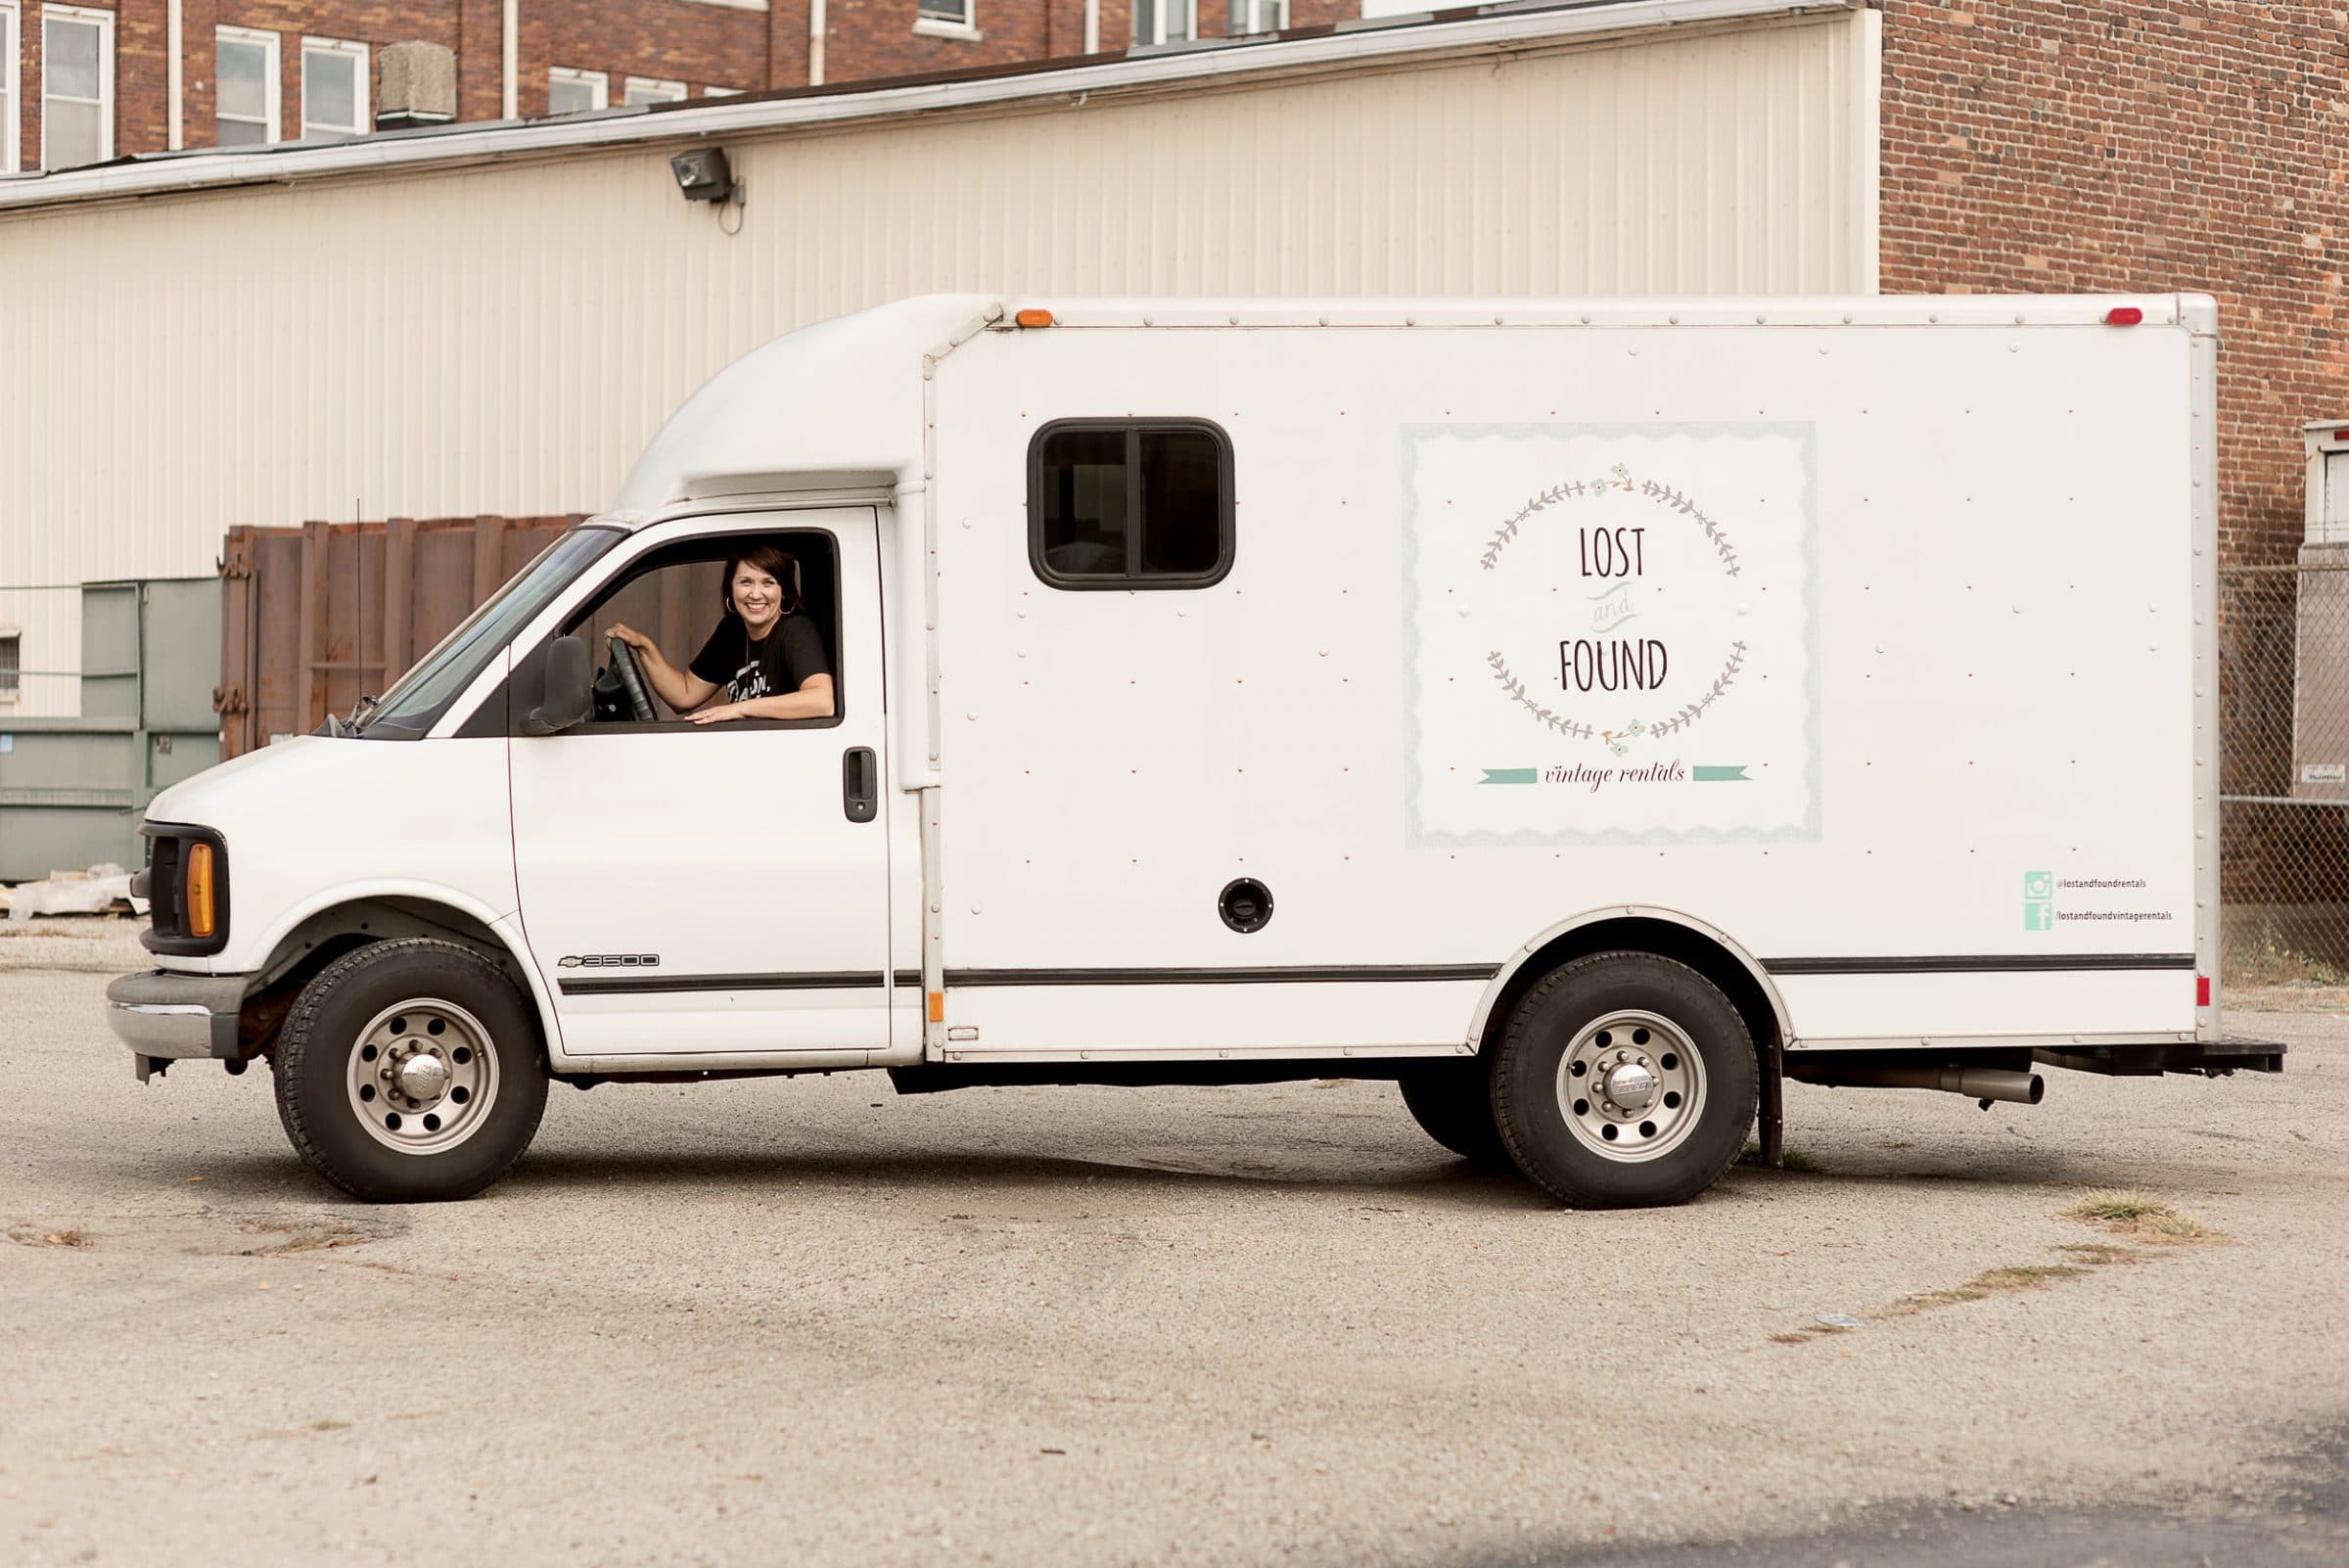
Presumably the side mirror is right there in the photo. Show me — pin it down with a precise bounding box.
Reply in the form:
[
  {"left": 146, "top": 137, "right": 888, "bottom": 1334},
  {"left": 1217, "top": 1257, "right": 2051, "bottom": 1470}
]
[{"left": 525, "top": 635, "right": 592, "bottom": 736}]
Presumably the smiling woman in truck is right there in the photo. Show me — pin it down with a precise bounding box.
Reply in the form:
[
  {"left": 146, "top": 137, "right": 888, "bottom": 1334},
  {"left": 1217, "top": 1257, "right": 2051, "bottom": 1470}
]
[{"left": 608, "top": 541, "right": 834, "bottom": 723}]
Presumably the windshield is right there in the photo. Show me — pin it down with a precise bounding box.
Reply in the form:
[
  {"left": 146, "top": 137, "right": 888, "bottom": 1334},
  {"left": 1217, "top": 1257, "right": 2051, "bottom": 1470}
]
[{"left": 357, "top": 526, "right": 626, "bottom": 739}]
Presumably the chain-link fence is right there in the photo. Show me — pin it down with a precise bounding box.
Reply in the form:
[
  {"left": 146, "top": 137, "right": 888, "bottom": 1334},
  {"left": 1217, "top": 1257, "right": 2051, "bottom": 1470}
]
[{"left": 2221, "top": 559, "right": 2349, "bottom": 987}]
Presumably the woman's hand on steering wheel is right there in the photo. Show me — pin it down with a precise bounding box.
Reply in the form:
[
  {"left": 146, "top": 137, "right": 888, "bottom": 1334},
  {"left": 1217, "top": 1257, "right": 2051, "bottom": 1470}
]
[{"left": 604, "top": 633, "right": 658, "bottom": 723}]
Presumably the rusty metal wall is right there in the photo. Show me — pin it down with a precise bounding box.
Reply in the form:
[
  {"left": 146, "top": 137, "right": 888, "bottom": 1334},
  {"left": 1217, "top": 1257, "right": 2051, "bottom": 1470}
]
[
  {"left": 217, "top": 517, "right": 581, "bottom": 757},
  {"left": 213, "top": 515, "right": 748, "bottom": 754}
]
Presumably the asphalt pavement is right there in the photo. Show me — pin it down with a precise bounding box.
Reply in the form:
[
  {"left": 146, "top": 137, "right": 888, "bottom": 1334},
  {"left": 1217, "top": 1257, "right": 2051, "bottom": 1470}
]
[{"left": 4, "top": 920, "right": 2346, "bottom": 1567}]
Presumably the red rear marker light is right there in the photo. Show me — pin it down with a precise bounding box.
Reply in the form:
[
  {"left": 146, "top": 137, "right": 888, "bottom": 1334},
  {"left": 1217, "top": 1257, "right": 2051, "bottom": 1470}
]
[
  {"left": 2197, "top": 975, "right": 2213, "bottom": 1008},
  {"left": 2105, "top": 306, "right": 2144, "bottom": 326}
]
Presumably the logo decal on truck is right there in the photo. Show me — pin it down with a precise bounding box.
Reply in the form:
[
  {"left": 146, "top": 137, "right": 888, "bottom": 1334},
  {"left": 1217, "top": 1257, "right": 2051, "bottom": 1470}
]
[
  {"left": 1404, "top": 423, "right": 1819, "bottom": 846},
  {"left": 558, "top": 953, "right": 663, "bottom": 969}
]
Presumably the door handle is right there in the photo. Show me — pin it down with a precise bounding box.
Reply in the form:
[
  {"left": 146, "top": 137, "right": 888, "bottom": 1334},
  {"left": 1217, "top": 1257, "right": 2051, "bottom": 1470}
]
[{"left": 843, "top": 747, "right": 878, "bottom": 823}]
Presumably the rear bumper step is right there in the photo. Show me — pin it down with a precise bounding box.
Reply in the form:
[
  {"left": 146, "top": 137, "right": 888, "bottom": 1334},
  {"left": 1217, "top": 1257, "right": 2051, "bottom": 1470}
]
[{"left": 2034, "top": 1038, "right": 2286, "bottom": 1078}]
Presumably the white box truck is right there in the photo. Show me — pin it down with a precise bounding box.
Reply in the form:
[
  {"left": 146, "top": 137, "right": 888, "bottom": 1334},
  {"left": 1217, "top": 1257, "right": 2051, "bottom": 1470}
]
[{"left": 106, "top": 293, "right": 2281, "bottom": 1207}]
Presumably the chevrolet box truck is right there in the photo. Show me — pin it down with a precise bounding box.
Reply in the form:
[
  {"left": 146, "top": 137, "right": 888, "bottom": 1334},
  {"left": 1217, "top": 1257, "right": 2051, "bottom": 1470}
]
[{"left": 106, "top": 293, "right": 2281, "bottom": 1205}]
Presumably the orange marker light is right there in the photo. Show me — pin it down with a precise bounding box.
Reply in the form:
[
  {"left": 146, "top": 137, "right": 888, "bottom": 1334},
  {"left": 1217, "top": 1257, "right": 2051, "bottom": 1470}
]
[
  {"left": 185, "top": 843, "right": 216, "bottom": 940},
  {"left": 928, "top": 991, "right": 945, "bottom": 1023},
  {"left": 1014, "top": 308, "right": 1056, "bottom": 329}
]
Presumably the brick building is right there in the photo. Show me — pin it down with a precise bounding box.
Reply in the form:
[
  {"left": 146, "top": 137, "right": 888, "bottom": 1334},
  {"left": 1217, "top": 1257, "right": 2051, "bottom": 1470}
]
[{"left": 0, "top": 0, "right": 1359, "bottom": 169}]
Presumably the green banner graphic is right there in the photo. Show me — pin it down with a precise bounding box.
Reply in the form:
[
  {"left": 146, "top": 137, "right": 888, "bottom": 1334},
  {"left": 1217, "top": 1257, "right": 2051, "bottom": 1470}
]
[
  {"left": 1479, "top": 767, "right": 1538, "bottom": 785},
  {"left": 1693, "top": 764, "right": 1749, "bottom": 782}
]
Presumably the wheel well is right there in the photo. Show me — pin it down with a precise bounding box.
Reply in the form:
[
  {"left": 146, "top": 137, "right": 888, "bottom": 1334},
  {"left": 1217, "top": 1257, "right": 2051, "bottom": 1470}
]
[
  {"left": 1477, "top": 917, "right": 1784, "bottom": 1061},
  {"left": 235, "top": 899, "right": 533, "bottom": 1062}
]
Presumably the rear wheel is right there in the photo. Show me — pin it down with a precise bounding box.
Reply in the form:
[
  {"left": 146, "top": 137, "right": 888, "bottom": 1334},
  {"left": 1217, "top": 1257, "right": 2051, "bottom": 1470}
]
[
  {"left": 1491, "top": 951, "right": 1756, "bottom": 1209},
  {"left": 1397, "top": 1063, "right": 1509, "bottom": 1166},
  {"left": 272, "top": 939, "right": 548, "bottom": 1202}
]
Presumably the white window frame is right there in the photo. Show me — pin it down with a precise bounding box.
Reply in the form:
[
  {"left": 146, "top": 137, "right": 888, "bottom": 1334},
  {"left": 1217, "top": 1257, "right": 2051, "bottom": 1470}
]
[
  {"left": 42, "top": 4, "right": 114, "bottom": 170},
  {"left": 299, "top": 35, "right": 368, "bottom": 141},
  {"left": 214, "top": 25, "right": 281, "bottom": 147},
  {"left": 1230, "top": 0, "right": 1287, "bottom": 33},
  {"left": 1133, "top": 0, "right": 1196, "bottom": 48},
  {"left": 913, "top": 0, "right": 981, "bottom": 40},
  {"left": 547, "top": 66, "right": 607, "bottom": 115},
  {"left": 0, "top": 3, "right": 20, "bottom": 174},
  {"left": 622, "top": 75, "right": 686, "bottom": 107},
  {"left": 702, "top": 85, "right": 743, "bottom": 98}
]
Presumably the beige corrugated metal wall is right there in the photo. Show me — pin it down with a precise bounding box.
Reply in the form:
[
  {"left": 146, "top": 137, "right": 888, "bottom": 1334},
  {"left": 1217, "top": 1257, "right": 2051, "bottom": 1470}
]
[{"left": 0, "top": 7, "right": 1872, "bottom": 715}]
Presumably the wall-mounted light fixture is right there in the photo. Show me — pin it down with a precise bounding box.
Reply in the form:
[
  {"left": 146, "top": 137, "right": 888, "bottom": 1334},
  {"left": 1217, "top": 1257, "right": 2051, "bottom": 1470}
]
[{"left": 669, "top": 147, "right": 736, "bottom": 204}]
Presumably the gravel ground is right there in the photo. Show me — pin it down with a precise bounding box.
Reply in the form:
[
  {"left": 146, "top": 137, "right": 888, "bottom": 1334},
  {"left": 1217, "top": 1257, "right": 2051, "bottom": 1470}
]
[{"left": 4, "top": 923, "right": 2346, "bottom": 1566}]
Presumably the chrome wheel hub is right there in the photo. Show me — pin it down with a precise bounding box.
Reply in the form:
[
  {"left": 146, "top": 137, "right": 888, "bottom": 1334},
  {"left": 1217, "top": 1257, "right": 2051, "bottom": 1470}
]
[
  {"left": 1603, "top": 1058, "right": 1661, "bottom": 1113},
  {"left": 1556, "top": 1010, "right": 1706, "bottom": 1163},
  {"left": 345, "top": 999, "right": 498, "bottom": 1155}
]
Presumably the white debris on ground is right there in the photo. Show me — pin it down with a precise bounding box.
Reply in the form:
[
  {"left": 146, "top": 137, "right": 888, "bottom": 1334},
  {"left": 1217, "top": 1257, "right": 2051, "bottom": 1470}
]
[{"left": 2, "top": 863, "right": 148, "bottom": 922}]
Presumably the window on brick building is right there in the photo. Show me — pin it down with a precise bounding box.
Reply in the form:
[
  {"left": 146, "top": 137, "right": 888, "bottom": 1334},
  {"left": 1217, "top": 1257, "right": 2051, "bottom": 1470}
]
[
  {"left": 0, "top": 4, "right": 18, "bottom": 175},
  {"left": 1229, "top": 0, "right": 1286, "bottom": 32},
  {"left": 548, "top": 67, "right": 607, "bottom": 115},
  {"left": 0, "top": 629, "right": 19, "bottom": 703},
  {"left": 916, "top": 0, "right": 974, "bottom": 26},
  {"left": 216, "top": 27, "right": 281, "bottom": 147},
  {"left": 42, "top": 5, "right": 113, "bottom": 170},
  {"left": 624, "top": 76, "right": 686, "bottom": 107},
  {"left": 301, "top": 37, "right": 368, "bottom": 141},
  {"left": 1133, "top": 0, "right": 1196, "bottom": 47}
]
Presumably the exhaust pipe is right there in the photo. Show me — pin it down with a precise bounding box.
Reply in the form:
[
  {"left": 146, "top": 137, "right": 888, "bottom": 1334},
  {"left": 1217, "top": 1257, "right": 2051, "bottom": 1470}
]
[{"left": 1792, "top": 1062, "right": 2046, "bottom": 1106}]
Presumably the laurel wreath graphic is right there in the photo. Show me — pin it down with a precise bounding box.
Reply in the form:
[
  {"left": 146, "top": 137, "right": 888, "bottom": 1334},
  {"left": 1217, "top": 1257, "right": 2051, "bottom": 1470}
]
[{"left": 1478, "top": 463, "right": 1746, "bottom": 748}]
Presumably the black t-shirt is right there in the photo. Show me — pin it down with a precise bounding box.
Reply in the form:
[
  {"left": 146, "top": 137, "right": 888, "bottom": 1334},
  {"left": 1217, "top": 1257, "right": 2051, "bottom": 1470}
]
[{"left": 688, "top": 613, "right": 830, "bottom": 706}]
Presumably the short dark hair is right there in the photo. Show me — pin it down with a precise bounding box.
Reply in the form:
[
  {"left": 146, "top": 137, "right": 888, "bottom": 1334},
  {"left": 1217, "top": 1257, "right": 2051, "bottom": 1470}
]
[{"left": 721, "top": 541, "right": 806, "bottom": 618}]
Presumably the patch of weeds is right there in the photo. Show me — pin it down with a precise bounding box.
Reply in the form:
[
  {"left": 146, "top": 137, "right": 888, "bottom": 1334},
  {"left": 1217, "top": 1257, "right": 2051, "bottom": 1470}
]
[
  {"left": 2144, "top": 1213, "right": 2221, "bottom": 1243},
  {"left": 2053, "top": 1242, "right": 2145, "bottom": 1266},
  {"left": 2223, "top": 922, "right": 2347, "bottom": 989},
  {"left": 1736, "top": 1141, "right": 1825, "bottom": 1174},
  {"left": 1970, "top": 1264, "right": 2089, "bottom": 1290},
  {"left": 2060, "top": 1189, "right": 2226, "bottom": 1244},
  {"left": 2062, "top": 1189, "right": 2169, "bottom": 1223},
  {"left": 1785, "top": 1254, "right": 2123, "bottom": 1342},
  {"left": 1885, "top": 1285, "right": 1991, "bottom": 1314}
]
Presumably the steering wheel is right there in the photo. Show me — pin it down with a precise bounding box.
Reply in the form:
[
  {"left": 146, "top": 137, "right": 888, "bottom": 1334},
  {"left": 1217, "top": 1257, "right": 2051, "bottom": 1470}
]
[{"left": 607, "top": 636, "right": 657, "bottom": 723}]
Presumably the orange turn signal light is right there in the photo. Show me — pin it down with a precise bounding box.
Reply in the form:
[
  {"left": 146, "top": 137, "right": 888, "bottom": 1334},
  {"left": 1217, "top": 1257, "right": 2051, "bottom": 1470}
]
[
  {"left": 1014, "top": 308, "right": 1055, "bottom": 329},
  {"left": 185, "top": 842, "right": 216, "bottom": 939},
  {"left": 928, "top": 991, "right": 945, "bottom": 1023}
]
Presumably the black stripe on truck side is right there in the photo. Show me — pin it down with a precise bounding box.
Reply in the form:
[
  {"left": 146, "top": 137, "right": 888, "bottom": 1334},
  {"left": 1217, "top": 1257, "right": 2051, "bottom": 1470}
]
[
  {"left": 557, "top": 954, "right": 2194, "bottom": 997},
  {"left": 1759, "top": 953, "right": 2196, "bottom": 976},
  {"left": 558, "top": 964, "right": 1498, "bottom": 996},
  {"left": 941, "top": 964, "right": 1503, "bottom": 987}
]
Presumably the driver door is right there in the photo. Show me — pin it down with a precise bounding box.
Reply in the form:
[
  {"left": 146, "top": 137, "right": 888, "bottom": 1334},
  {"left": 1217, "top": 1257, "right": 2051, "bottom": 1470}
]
[{"left": 507, "top": 509, "right": 894, "bottom": 1059}]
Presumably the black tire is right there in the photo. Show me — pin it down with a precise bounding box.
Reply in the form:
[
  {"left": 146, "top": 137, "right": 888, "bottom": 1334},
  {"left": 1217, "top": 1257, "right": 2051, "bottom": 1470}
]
[
  {"left": 1397, "top": 1063, "right": 1510, "bottom": 1167},
  {"left": 1491, "top": 951, "right": 1756, "bottom": 1209},
  {"left": 273, "top": 938, "right": 549, "bottom": 1202}
]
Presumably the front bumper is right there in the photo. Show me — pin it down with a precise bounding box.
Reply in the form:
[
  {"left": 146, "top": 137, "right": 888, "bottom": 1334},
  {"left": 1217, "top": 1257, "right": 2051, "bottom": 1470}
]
[{"left": 105, "top": 970, "right": 250, "bottom": 1082}]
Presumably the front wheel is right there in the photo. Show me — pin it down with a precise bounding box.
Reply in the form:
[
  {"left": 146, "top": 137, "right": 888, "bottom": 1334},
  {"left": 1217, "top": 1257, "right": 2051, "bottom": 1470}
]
[
  {"left": 1491, "top": 951, "right": 1756, "bottom": 1209},
  {"left": 273, "top": 939, "right": 549, "bottom": 1202}
]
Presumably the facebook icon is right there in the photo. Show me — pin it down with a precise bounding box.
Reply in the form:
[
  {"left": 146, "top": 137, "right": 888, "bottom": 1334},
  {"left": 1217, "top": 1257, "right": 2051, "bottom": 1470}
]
[{"left": 2024, "top": 900, "right": 2055, "bottom": 932}]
